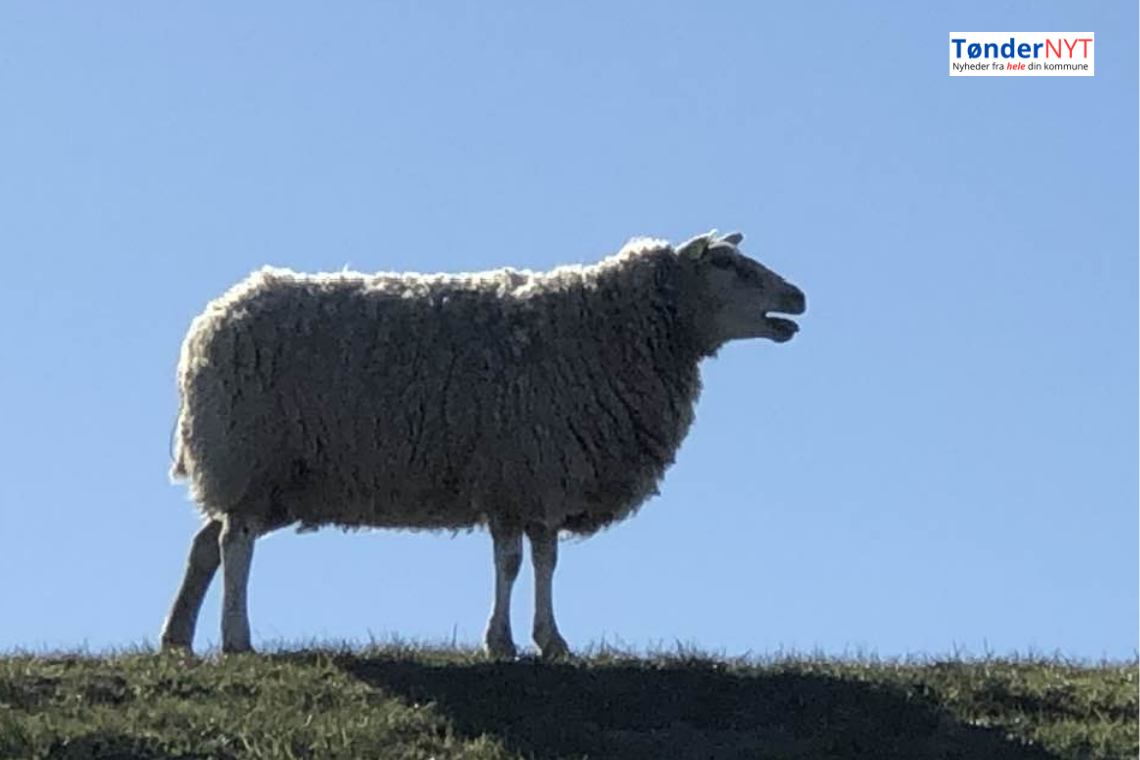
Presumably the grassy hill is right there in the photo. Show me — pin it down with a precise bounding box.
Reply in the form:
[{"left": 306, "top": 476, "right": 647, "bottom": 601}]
[{"left": 0, "top": 644, "right": 1134, "bottom": 759}]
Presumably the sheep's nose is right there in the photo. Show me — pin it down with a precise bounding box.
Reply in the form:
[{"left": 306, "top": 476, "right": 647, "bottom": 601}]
[{"left": 783, "top": 286, "right": 806, "bottom": 315}]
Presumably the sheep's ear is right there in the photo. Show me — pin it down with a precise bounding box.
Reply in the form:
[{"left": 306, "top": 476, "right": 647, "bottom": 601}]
[
  {"left": 720, "top": 232, "right": 744, "bottom": 246},
  {"left": 676, "top": 231, "right": 717, "bottom": 259}
]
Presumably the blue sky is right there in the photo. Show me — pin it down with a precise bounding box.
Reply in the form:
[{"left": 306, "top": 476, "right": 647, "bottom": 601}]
[{"left": 0, "top": 2, "right": 1135, "bottom": 660}]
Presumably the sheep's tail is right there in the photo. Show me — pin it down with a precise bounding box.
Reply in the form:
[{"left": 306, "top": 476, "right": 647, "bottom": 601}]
[{"left": 169, "top": 408, "right": 188, "bottom": 481}]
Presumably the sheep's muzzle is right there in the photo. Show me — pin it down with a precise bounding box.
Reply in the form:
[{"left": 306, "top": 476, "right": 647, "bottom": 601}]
[{"left": 763, "top": 285, "right": 806, "bottom": 343}]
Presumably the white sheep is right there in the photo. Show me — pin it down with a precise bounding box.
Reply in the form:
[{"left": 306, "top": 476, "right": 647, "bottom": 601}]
[{"left": 160, "top": 231, "right": 806, "bottom": 657}]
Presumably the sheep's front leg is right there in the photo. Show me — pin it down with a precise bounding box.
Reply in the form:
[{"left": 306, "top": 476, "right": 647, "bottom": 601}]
[
  {"left": 160, "top": 519, "right": 222, "bottom": 651},
  {"left": 219, "top": 515, "right": 257, "bottom": 654},
  {"left": 484, "top": 520, "right": 522, "bottom": 659},
  {"left": 527, "top": 523, "right": 569, "bottom": 659}
]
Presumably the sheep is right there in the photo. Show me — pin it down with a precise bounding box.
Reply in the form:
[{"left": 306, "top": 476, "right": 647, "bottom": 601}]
[{"left": 160, "top": 231, "right": 806, "bottom": 657}]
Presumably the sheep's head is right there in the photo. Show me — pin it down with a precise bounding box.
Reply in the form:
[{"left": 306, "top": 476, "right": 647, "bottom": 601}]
[{"left": 679, "top": 231, "right": 806, "bottom": 350}]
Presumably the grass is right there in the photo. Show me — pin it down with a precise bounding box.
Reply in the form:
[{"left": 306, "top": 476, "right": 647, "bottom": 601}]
[{"left": 0, "top": 643, "right": 1134, "bottom": 759}]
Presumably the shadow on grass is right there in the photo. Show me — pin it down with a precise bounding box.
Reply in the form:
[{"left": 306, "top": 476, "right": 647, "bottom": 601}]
[
  {"left": 13, "top": 731, "right": 233, "bottom": 760},
  {"left": 329, "top": 655, "right": 1060, "bottom": 760}
]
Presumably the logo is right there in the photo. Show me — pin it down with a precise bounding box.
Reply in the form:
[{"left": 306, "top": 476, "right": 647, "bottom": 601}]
[{"left": 949, "top": 33, "right": 1094, "bottom": 76}]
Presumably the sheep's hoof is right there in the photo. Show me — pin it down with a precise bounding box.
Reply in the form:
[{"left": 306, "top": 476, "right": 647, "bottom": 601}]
[
  {"left": 159, "top": 618, "right": 195, "bottom": 653},
  {"left": 484, "top": 635, "right": 517, "bottom": 661},
  {"left": 221, "top": 641, "right": 254, "bottom": 655},
  {"left": 537, "top": 633, "right": 571, "bottom": 661},
  {"left": 159, "top": 637, "right": 193, "bottom": 654}
]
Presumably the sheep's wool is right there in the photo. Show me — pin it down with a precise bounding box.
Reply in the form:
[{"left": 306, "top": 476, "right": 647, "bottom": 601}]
[{"left": 173, "top": 239, "right": 708, "bottom": 535}]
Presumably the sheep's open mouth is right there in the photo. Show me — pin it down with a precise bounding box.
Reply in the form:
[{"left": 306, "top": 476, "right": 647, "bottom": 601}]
[{"left": 763, "top": 314, "right": 800, "bottom": 342}]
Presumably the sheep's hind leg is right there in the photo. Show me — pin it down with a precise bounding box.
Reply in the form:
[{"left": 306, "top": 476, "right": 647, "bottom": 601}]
[
  {"left": 484, "top": 519, "right": 522, "bottom": 659},
  {"left": 219, "top": 515, "right": 258, "bottom": 654},
  {"left": 527, "top": 523, "right": 570, "bottom": 659},
  {"left": 160, "top": 519, "right": 223, "bottom": 652}
]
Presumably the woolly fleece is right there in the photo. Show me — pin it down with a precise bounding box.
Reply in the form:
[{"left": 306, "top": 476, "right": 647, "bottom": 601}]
[{"left": 172, "top": 239, "right": 719, "bottom": 535}]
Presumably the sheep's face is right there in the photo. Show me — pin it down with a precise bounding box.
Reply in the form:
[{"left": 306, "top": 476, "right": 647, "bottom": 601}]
[{"left": 680, "top": 233, "right": 806, "bottom": 349}]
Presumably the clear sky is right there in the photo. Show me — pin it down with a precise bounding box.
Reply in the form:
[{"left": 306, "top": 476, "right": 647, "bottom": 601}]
[{"left": 0, "top": 2, "right": 1135, "bottom": 660}]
